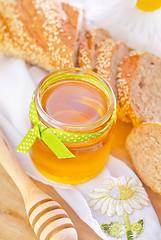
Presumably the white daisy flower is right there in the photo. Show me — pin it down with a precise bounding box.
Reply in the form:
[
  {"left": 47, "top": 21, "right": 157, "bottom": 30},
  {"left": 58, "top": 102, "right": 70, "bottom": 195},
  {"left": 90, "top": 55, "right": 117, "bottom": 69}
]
[{"left": 89, "top": 177, "right": 150, "bottom": 217}]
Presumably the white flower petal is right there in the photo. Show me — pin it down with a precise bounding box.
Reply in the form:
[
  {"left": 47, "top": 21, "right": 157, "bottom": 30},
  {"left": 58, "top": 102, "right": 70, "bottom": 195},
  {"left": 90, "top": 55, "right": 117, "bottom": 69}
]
[
  {"left": 110, "top": 177, "right": 121, "bottom": 186},
  {"left": 123, "top": 200, "right": 133, "bottom": 215},
  {"left": 106, "top": 199, "right": 116, "bottom": 217},
  {"left": 116, "top": 200, "right": 125, "bottom": 216},
  {"left": 93, "top": 185, "right": 109, "bottom": 193},
  {"left": 128, "top": 198, "right": 143, "bottom": 210},
  {"left": 93, "top": 198, "right": 107, "bottom": 211},
  {"left": 102, "top": 178, "right": 115, "bottom": 188},
  {"left": 89, "top": 191, "right": 106, "bottom": 199},
  {"left": 132, "top": 186, "right": 147, "bottom": 194},
  {"left": 128, "top": 178, "right": 140, "bottom": 187},
  {"left": 133, "top": 196, "right": 150, "bottom": 207},
  {"left": 119, "top": 176, "right": 127, "bottom": 186},
  {"left": 134, "top": 192, "right": 149, "bottom": 201},
  {"left": 89, "top": 199, "right": 99, "bottom": 207},
  {"left": 101, "top": 198, "right": 111, "bottom": 214}
]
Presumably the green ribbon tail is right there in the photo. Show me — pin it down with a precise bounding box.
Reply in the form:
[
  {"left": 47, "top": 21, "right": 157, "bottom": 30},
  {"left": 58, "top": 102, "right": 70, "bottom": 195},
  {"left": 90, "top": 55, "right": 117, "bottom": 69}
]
[
  {"left": 41, "top": 128, "right": 75, "bottom": 159},
  {"left": 16, "top": 125, "right": 39, "bottom": 153}
]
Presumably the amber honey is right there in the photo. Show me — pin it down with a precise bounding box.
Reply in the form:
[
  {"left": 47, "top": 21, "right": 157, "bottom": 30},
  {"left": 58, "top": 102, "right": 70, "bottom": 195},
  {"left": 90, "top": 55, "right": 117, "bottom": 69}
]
[{"left": 30, "top": 69, "right": 116, "bottom": 184}]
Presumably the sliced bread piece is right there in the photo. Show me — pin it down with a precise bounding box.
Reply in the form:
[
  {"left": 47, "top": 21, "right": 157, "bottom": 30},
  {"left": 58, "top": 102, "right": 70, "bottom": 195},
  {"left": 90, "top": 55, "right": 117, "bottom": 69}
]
[
  {"left": 78, "top": 28, "right": 111, "bottom": 70},
  {"left": 0, "top": 0, "right": 85, "bottom": 71},
  {"left": 95, "top": 38, "right": 130, "bottom": 122},
  {"left": 117, "top": 52, "right": 161, "bottom": 125},
  {"left": 126, "top": 122, "right": 161, "bottom": 194}
]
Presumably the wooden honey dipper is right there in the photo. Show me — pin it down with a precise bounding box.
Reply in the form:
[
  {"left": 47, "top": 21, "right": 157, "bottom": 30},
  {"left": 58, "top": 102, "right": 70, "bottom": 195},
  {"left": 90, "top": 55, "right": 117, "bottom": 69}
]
[{"left": 0, "top": 129, "right": 77, "bottom": 240}]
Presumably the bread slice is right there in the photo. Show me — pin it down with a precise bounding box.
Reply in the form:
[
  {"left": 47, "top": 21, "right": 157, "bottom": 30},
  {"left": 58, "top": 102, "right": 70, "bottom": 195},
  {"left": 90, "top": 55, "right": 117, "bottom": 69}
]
[
  {"left": 62, "top": 1, "right": 86, "bottom": 67},
  {"left": 117, "top": 52, "right": 161, "bottom": 125},
  {"left": 126, "top": 123, "right": 161, "bottom": 194},
  {"left": 78, "top": 28, "right": 111, "bottom": 70},
  {"left": 0, "top": 0, "right": 85, "bottom": 71},
  {"left": 95, "top": 38, "right": 130, "bottom": 122}
]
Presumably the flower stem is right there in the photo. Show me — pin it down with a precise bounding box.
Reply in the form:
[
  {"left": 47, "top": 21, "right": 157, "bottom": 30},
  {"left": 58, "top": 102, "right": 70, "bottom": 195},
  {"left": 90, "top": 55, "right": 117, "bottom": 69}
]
[{"left": 123, "top": 213, "right": 133, "bottom": 240}]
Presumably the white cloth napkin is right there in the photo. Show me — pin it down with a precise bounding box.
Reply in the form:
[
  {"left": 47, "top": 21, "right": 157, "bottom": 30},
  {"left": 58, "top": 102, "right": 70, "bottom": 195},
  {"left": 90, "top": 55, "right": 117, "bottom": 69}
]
[{"left": 0, "top": 53, "right": 161, "bottom": 240}]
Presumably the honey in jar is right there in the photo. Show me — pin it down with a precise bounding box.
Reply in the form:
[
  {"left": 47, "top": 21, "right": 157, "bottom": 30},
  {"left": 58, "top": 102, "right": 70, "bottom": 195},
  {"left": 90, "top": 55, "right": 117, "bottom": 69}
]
[{"left": 30, "top": 69, "right": 116, "bottom": 184}]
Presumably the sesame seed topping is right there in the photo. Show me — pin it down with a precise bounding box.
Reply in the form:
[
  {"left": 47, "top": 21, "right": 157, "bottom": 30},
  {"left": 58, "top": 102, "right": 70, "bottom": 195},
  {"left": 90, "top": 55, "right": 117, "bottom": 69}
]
[{"left": 1, "top": 0, "right": 80, "bottom": 70}]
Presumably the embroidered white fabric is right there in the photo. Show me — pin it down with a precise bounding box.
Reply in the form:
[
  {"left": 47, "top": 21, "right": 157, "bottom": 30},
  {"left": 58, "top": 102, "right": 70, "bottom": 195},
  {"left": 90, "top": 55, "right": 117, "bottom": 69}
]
[{"left": 0, "top": 53, "right": 161, "bottom": 239}]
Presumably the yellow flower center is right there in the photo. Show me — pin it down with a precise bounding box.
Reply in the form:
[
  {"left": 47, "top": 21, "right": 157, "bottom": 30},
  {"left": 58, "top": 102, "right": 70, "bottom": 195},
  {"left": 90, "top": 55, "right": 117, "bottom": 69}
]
[
  {"left": 118, "top": 186, "right": 134, "bottom": 200},
  {"left": 136, "top": 0, "right": 161, "bottom": 12},
  {"left": 110, "top": 186, "right": 134, "bottom": 200}
]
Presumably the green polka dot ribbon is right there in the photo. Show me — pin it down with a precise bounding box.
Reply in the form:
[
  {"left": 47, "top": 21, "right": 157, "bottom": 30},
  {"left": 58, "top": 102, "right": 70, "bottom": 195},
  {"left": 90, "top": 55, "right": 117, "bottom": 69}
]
[{"left": 16, "top": 96, "right": 116, "bottom": 159}]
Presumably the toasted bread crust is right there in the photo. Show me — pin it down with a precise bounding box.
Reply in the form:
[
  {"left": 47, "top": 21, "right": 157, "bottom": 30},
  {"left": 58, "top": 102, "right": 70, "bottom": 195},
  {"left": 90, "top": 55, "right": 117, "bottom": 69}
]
[
  {"left": 116, "top": 105, "right": 131, "bottom": 123},
  {"left": 117, "top": 53, "right": 144, "bottom": 125},
  {"left": 78, "top": 28, "right": 111, "bottom": 70},
  {"left": 95, "top": 39, "right": 119, "bottom": 83},
  {"left": 95, "top": 38, "right": 130, "bottom": 123}
]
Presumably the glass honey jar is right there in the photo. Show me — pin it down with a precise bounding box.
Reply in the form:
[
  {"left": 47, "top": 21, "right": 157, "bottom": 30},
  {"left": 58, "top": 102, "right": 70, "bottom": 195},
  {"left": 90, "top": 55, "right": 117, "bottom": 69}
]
[{"left": 29, "top": 68, "right": 116, "bottom": 184}]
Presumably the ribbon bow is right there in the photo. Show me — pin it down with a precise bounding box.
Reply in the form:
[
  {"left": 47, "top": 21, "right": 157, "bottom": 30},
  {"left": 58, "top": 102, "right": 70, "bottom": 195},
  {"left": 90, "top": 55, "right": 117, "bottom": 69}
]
[
  {"left": 16, "top": 96, "right": 116, "bottom": 159},
  {"left": 16, "top": 98, "right": 75, "bottom": 158}
]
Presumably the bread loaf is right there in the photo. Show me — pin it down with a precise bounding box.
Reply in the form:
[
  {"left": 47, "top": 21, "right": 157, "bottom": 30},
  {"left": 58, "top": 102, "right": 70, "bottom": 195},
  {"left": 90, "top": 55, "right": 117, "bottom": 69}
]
[
  {"left": 95, "top": 38, "right": 130, "bottom": 122},
  {"left": 117, "top": 52, "right": 161, "bottom": 125},
  {"left": 0, "top": 0, "right": 85, "bottom": 71},
  {"left": 126, "top": 122, "right": 161, "bottom": 194},
  {"left": 78, "top": 28, "right": 111, "bottom": 70}
]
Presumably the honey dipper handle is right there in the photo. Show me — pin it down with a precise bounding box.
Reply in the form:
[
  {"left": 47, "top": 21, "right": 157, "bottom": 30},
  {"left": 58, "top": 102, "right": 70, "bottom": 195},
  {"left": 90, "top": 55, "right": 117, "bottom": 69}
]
[
  {"left": 0, "top": 130, "right": 48, "bottom": 205},
  {"left": 0, "top": 129, "right": 30, "bottom": 184},
  {"left": 0, "top": 130, "right": 78, "bottom": 240}
]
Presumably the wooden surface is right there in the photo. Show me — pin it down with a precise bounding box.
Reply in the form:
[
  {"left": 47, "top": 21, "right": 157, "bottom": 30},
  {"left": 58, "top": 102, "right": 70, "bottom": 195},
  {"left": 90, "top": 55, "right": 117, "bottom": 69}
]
[
  {"left": 0, "top": 164, "right": 103, "bottom": 240},
  {"left": 0, "top": 120, "right": 161, "bottom": 239}
]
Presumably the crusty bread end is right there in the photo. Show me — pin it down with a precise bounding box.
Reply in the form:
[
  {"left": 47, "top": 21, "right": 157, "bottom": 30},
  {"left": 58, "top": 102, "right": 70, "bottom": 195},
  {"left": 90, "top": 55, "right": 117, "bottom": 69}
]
[
  {"left": 126, "top": 122, "right": 161, "bottom": 194},
  {"left": 117, "top": 52, "right": 161, "bottom": 125}
]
